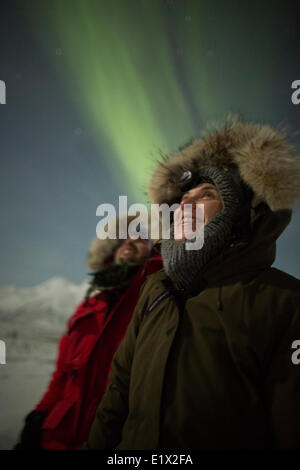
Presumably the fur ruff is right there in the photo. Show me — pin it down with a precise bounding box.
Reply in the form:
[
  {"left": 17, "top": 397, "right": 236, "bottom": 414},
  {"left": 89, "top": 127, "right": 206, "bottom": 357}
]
[
  {"left": 87, "top": 215, "right": 138, "bottom": 272},
  {"left": 148, "top": 117, "right": 300, "bottom": 211},
  {"left": 87, "top": 237, "right": 119, "bottom": 272},
  {"left": 87, "top": 214, "right": 151, "bottom": 272}
]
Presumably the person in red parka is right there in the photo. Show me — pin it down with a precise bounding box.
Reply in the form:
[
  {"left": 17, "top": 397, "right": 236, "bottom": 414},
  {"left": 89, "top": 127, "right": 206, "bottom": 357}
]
[{"left": 15, "top": 217, "right": 162, "bottom": 450}]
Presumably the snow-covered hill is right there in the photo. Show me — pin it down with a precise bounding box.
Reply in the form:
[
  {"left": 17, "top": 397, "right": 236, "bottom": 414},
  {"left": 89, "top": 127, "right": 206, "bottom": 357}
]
[
  {"left": 0, "top": 276, "right": 89, "bottom": 340},
  {"left": 0, "top": 277, "right": 89, "bottom": 449}
]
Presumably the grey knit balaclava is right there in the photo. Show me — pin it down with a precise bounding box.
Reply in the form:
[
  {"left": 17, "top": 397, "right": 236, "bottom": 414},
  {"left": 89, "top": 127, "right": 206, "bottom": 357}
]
[{"left": 161, "top": 165, "right": 253, "bottom": 289}]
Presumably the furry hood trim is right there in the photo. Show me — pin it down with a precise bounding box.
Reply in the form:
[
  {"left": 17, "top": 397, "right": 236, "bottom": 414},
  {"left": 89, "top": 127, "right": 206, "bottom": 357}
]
[
  {"left": 87, "top": 214, "right": 152, "bottom": 272},
  {"left": 87, "top": 237, "right": 120, "bottom": 273},
  {"left": 148, "top": 117, "right": 300, "bottom": 211}
]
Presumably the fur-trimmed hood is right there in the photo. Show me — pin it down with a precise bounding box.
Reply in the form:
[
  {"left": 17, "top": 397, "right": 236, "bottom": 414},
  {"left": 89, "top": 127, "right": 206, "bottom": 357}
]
[
  {"left": 87, "top": 214, "right": 152, "bottom": 272},
  {"left": 87, "top": 237, "right": 120, "bottom": 272},
  {"left": 148, "top": 118, "right": 300, "bottom": 211}
]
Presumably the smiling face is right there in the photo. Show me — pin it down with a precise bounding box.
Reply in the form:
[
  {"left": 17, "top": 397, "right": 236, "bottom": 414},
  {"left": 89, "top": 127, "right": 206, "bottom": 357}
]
[
  {"left": 113, "top": 237, "right": 150, "bottom": 265},
  {"left": 174, "top": 183, "right": 223, "bottom": 241}
]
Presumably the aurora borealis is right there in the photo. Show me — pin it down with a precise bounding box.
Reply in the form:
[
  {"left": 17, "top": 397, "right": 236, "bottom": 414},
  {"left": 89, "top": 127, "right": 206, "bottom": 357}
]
[
  {"left": 24, "top": 0, "right": 197, "bottom": 200},
  {"left": 23, "top": 0, "right": 293, "bottom": 202}
]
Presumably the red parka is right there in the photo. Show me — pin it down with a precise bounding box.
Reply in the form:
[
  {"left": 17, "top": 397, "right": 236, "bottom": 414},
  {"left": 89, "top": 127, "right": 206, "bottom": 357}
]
[{"left": 34, "top": 255, "right": 162, "bottom": 449}]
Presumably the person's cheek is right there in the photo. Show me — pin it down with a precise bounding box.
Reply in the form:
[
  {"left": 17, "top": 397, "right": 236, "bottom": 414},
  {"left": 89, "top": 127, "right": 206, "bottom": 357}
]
[
  {"left": 205, "top": 201, "right": 222, "bottom": 224},
  {"left": 174, "top": 208, "right": 181, "bottom": 240},
  {"left": 174, "top": 207, "right": 182, "bottom": 226},
  {"left": 204, "top": 202, "right": 214, "bottom": 225},
  {"left": 173, "top": 208, "right": 183, "bottom": 240}
]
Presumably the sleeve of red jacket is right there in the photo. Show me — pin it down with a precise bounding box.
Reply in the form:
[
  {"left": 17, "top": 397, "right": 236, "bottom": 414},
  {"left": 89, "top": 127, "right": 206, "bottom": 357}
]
[
  {"left": 34, "top": 299, "right": 89, "bottom": 413},
  {"left": 82, "top": 281, "right": 151, "bottom": 450},
  {"left": 33, "top": 300, "right": 85, "bottom": 414},
  {"left": 34, "top": 331, "right": 67, "bottom": 414}
]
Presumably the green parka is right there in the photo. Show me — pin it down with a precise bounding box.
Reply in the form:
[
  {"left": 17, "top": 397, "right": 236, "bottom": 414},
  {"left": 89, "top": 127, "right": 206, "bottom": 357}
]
[{"left": 84, "top": 200, "right": 300, "bottom": 450}]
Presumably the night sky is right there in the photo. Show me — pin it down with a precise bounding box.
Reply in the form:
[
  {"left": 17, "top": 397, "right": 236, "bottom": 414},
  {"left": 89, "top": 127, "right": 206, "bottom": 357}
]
[{"left": 0, "top": 0, "right": 299, "bottom": 286}]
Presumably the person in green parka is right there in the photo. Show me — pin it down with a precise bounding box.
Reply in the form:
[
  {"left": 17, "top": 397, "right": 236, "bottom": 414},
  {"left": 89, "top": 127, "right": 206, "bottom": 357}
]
[{"left": 83, "top": 117, "right": 300, "bottom": 450}]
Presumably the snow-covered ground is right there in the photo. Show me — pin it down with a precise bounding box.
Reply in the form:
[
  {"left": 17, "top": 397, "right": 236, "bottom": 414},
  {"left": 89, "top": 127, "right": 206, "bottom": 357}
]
[{"left": 0, "top": 277, "right": 88, "bottom": 450}]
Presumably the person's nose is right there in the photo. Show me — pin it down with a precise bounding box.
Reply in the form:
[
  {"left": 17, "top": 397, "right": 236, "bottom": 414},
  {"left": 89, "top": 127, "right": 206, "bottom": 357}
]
[{"left": 180, "top": 193, "right": 196, "bottom": 209}]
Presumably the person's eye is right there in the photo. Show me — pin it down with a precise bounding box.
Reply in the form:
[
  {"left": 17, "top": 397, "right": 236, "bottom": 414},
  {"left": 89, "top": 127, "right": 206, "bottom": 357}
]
[{"left": 201, "top": 191, "right": 213, "bottom": 198}]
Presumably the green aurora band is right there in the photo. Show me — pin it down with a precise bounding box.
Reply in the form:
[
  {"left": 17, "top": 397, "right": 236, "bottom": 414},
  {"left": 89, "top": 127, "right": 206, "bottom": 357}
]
[{"left": 24, "top": 0, "right": 282, "bottom": 202}]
